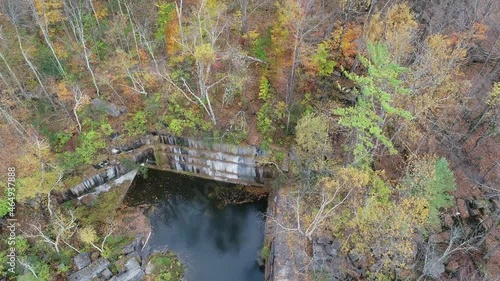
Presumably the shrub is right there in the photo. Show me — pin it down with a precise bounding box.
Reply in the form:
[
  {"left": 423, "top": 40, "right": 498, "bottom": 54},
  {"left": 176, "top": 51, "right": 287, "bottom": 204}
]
[
  {"left": 257, "top": 76, "right": 283, "bottom": 149},
  {"left": 102, "top": 235, "right": 134, "bottom": 262},
  {"left": 17, "top": 257, "right": 51, "bottom": 281},
  {"left": 0, "top": 186, "right": 10, "bottom": 218},
  {"left": 59, "top": 129, "right": 107, "bottom": 170},
  {"left": 312, "top": 43, "right": 336, "bottom": 76},
  {"left": 404, "top": 156, "right": 456, "bottom": 227},
  {"left": 58, "top": 117, "right": 111, "bottom": 171},
  {"left": 164, "top": 97, "right": 212, "bottom": 136},
  {"left": 145, "top": 93, "right": 165, "bottom": 129},
  {"left": 124, "top": 111, "right": 148, "bottom": 137},
  {"left": 250, "top": 29, "right": 272, "bottom": 61},
  {"left": 75, "top": 187, "right": 123, "bottom": 227},
  {"left": 37, "top": 44, "right": 64, "bottom": 79},
  {"left": 260, "top": 245, "right": 270, "bottom": 262},
  {"left": 148, "top": 252, "right": 184, "bottom": 281}
]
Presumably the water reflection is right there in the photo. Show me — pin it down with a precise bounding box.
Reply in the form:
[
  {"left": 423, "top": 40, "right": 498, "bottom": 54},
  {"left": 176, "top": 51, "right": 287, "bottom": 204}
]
[{"left": 124, "top": 169, "right": 267, "bottom": 281}]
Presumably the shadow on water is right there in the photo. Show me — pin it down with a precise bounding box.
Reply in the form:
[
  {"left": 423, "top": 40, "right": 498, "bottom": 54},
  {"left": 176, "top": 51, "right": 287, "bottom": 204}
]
[{"left": 123, "top": 169, "right": 267, "bottom": 281}]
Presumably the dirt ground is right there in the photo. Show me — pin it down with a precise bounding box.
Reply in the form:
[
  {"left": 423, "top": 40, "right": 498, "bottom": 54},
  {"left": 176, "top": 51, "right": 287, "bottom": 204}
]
[{"left": 114, "top": 204, "right": 152, "bottom": 238}]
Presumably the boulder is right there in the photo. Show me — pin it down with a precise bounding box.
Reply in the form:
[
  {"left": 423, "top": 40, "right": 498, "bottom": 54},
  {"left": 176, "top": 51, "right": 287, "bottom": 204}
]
[
  {"left": 348, "top": 253, "right": 360, "bottom": 263},
  {"left": 429, "top": 232, "right": 451, "bottom": 244},
  {"left": 325, "top": 244, "right": 337, "bottom": 257},
  {"left": 457, "top": 199, "right": 470, "bottom": 218},
  {"left": 446, "top": 260, "right": 460, "bottom": 272},
  {"left": 80, "top": 194, "right": 96, "bottom": 206},
  {"left": 91, "top": 98, "right": 127, "bottom": 117},
  {"left": 125, "top": 257, "right": 141, "bottom": 271},
  {"left": 99, "top": 268, "right": 114, "bottom": 280},
  {"left": 115, "top": 258, "right": 145, "bottom": 281},
  {"left": 68, "top": 258, "right": 110, "bottom": 281},
  {"left": 109, "top": 132, "right": 120, "bottom": 141},
  {"left": 331, "top": 239, "right": 341, "bottom": 251},
  {"left": 122, "top": 243, "right": 136, "bottom": 256},
  {"left": 444, "top": 214, "right": 454, "bottom": 229},
  {"left": 115, "top": 256, "right": 128, "bottom": 274},
  {"left": 317, "top": 236, "right": 331, "bottom": 245},
  {"left": 145, "top": 261, "right": 155, "bottom": 275},
  {"left": 73, "top": 252, "right": 91, "bottom": 271},
  {"left": 466, "top": 200, "right": 479, "bottom": 217},
  {"left": 424, "top": 256, "right": 445, "bottom": 279},
  {"left": 115, "top": 268, "right": 144, "bottom": 281}
]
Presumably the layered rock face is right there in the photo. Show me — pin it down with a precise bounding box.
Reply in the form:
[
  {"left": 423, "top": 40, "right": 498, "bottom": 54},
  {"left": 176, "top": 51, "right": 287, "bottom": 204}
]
[
  {"left": 58, "top": 133, "right": 274, "bottom": 202},
  {"left": 155, "top": 134, "right": 272, "bottom": 186}
]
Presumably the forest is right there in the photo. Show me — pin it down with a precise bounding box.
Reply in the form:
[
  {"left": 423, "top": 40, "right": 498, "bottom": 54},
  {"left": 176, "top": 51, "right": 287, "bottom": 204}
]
[{"left": 0, "top": 0, "right": 498, "bottom": 280}]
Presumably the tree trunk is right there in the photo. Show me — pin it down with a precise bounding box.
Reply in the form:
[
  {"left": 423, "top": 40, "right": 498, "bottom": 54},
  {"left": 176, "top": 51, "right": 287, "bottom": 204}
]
[
  {"left": 14, "top": 27, "right": 56, "bottom": 108},
  {"left": 31, "top": 0, "right": 67, "bottom": 78},
  {"left": 0, "top": 51, "right": 26, "bottom": 96}
]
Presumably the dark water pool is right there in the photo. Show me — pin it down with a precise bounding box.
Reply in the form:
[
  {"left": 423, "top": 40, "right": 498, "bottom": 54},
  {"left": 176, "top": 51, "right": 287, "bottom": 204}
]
[{"left": 123, "top": 169, "right": 267, "bottom": 281}]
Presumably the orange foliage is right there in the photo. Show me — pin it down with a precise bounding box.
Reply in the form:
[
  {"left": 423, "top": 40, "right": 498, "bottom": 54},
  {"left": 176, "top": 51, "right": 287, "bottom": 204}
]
[
  {"left": 449, "top": 22, "right": 489, "bottom": 47},
  {"left": 93, "top": 0, "right": 109, "bottom": 21},
  {"left": 472, "top": 23, "right": 488, "bottom": 41},
  {"left": 331, "top": 22, "right": 362, "bottom": 68},
  {"left": 56, "top": 81, "right": 72, "bottom": 102},
  {"left": 366, "top": 3, "right": 418, "bottom": 62},
  {"left": 138, "top": 48, "right": 149, "bottom": 66},
  {"left": 33, "top": 0, "right": 64, "bottom": 25},
  {"left": 166, "top": 9, "right": 180, "bottom": 56},
  {"left": 122, "top": 88, "right": 143, "bottom": 112}
]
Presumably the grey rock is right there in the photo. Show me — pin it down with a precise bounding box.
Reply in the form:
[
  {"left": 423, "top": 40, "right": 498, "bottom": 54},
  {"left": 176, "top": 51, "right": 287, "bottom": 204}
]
[
  {"left": 139, "top": 245, "right": 152, "bottom": 263},
  {"left": 312, "top": 243, "right": 325, "bottom": 256},
  {"left": 118, "top": 139, "right": 146, "bottom": 153},
  {"left": 92, "top": 98, "right": 127, "bottom": 117},
  {"left": 69, "top": 258, "right": 110, "bottom": 281},
  {"left": 99, "top": 268, "right": 113, "bottom": 280},
  {"left": 74, "top": 252, "right": 91, "bottom": 271},
  {"left": 125, "top": 257, "right": 141, "bottom": 271},
  {"left": 312, "top": 242, "right": 333, "bottom": 270},
  {"left": 331, "top": 239, "right": 341, "bottom": 251},
  {"left": 116, "top": 268, "right": 144, "bottom": 281},
  {"left": 126, "top": 252, "right": 141, "bottom": 265},
  {"left": 356, "top": 267, "right": 366, "bottom": 277},
  {"left": 109, "top": 132, "right": 120, "bottom": 141},
  {"left": 333, "top": 70, "right": 341, "bottom": 77},
  {"left": 457, "top": 198, "right": 469, "bottom": 218},
  {"left": 145, "top": 261, "right": 155, "bottom": 275},
  {"left": 424, "top": 255, "right": 445, "bottom": 279},
  {"left": 115, "top": 258, "right": 145, "bottom": 281},
  {"left": 122, "top": 243, "right": 135, "bottom": 255},
  {"left": 348, "top": 253, "right": 359, "bottom": 263},
  {"left": 317, "top": 237, "right": 331, "bottom": 245},
  {"left": 325, "top": 244, "right": 337, "bottom": 257}
]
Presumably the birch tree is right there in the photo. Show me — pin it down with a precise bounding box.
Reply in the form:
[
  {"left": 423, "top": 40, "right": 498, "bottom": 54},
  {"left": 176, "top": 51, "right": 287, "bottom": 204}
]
[
  {"left": 272, "top": 167, "right": 370, "bottom": 241},
  {"left": 272, "top": 0, "right": 330, "bottom": 129},
  {"left": 163, "top": 0, "right": 229, "bottom": 124},
  {"left": 12, "top": 26, "right": 55, "bottom": 107},
  {"left": 334, "top": 43, "right": 412, "bottom": 166},
  {"left": 0, "top": 50, "right": 26, "bottom": 98},
  {"left": 23, "top": 201, "right": 80, "bottom": 254},
  {"left": 63, "top": 0, "right": 100, "bottom": 95},
  {"left": 79, "top": 224, "right": 114, "bottom": 253},
  {"left": 31, "top": 0, "right": 67, "bottom": 78}
]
